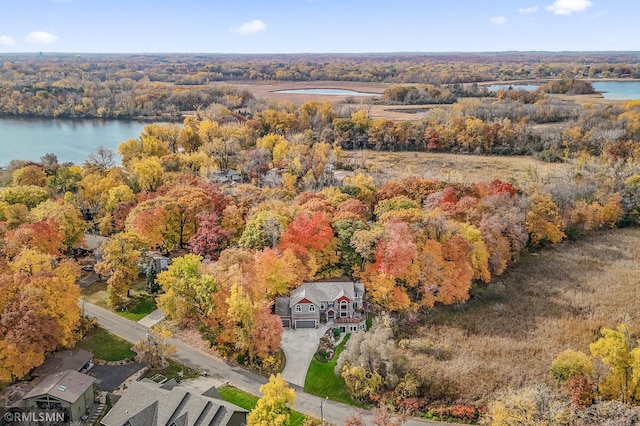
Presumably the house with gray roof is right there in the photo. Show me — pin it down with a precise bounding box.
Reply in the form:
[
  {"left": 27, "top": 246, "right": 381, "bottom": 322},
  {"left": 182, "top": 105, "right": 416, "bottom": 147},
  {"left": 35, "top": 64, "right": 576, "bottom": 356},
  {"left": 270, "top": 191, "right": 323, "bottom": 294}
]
[
  {"left": 275, "top": 281, "right": 366, "bottom": 333},
  {"left": 100, "top": 379, "right": 247, "bottom": 426},
  {"left": 22, "top": 369, "right": 96, "bottom": 423}
]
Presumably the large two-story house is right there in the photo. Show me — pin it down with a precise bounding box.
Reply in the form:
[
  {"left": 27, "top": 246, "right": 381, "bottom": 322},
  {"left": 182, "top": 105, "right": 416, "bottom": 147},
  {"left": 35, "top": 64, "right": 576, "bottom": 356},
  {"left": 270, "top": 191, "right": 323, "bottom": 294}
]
[{"left": 275, "top": 281, "right": 366, "bottom": 333}]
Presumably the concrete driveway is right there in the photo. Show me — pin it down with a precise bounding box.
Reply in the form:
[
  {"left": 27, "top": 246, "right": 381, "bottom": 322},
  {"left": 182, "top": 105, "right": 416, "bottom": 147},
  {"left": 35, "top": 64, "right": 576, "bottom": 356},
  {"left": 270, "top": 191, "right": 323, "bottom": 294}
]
[{"left": 280, "top": 324, "right": 329, "bottom": 387}]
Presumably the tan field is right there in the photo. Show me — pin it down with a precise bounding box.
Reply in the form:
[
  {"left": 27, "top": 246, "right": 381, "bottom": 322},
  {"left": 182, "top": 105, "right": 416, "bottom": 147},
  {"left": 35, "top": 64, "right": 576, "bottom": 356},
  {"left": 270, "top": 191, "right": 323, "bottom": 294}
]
[
  {"left": 342, "top": 150, "right": 573, "bottom": 185},
  {"left": 403, "top": 227, "right": 640, "bottom": 403}
]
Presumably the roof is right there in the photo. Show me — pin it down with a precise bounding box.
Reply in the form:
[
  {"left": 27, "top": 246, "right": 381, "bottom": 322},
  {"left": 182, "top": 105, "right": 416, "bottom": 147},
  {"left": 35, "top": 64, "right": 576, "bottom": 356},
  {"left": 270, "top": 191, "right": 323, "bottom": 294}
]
[
  {"left": 275, "top": 297, "right": 291, "bottom": 317},
  {"left": 100, "top": 380, "right": 247, "bottom": 426},
  {"left": 24, "top": 370, "right": 95, "bottom": 404},
  {"left": 32, "top": 348, "right": 93, "bottom": 377},
  {"left": 289, "top": 281, "right": 363, "bottom": 306}
]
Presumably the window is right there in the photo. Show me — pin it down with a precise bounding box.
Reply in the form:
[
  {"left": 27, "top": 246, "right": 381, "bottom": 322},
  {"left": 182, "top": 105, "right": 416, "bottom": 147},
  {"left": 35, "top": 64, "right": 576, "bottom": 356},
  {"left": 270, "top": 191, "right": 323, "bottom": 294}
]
[
  {"left": 309, "top": 304, "right": 315, "bottom": 312},
  {"left": 320, "top": 303, "right": 325, "bottom": 310},
  {"left": 295, "top": 304, "right": 302, "bottom": 312}
]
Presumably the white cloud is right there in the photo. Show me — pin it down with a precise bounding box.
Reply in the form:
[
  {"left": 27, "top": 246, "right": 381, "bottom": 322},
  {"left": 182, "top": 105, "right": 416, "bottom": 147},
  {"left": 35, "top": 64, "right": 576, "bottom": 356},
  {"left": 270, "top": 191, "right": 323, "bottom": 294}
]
[
  {"left": 25, "top": 31, "right": 59, "bottom": 44},
  {"left": 519, "top": 6, "right": 539, "bottom": 14},
  {"left": 490, "top": 16, "right": 506, "bottom": 25},
  {"left": 545, "top": 0, "right": 592, "bottom": 15},
  {"left": 0, "top": 35, "right": 16, "bottom": 46},
  {"left": 231, "top": 20, "right": 267, "bottom": 35}
]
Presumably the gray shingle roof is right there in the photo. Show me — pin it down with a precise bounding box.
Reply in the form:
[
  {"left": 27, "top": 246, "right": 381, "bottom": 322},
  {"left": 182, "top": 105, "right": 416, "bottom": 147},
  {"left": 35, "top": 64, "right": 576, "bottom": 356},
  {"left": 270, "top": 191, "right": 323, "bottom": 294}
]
[
  {"left": 24, "top": 370, "right": 95, "bottom": 404},
  {"left": 101, "top": 380, "right": 247, "bottom": 426},
  {"left": 289, "top": 281, "right": 361, "bottom": 306}
]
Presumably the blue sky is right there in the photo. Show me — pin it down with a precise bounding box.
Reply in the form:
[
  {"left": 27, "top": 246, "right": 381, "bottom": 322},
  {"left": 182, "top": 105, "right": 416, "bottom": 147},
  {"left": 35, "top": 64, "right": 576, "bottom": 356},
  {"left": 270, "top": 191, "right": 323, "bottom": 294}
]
[{"left": 0, "top": 0, "right": 637, "bottom": 53}]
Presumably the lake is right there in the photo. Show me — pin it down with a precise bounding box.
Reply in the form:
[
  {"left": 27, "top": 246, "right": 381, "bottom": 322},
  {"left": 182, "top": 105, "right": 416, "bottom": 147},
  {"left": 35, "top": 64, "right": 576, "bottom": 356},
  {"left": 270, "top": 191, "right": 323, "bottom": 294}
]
[
  {"left": 0, "top": 118, "right": 153, "bottom": 167},
  {"left": 487, "top": 81, "right": 640, "bottom": 100},
  {"left": 274, "top": 88, "right": 380, "bottom": 96}
]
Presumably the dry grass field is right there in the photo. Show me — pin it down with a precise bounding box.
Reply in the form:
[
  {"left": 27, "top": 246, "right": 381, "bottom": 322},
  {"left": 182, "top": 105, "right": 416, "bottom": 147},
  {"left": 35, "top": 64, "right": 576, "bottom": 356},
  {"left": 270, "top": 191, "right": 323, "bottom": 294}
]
[
  {"left": 341, "top": 150, "right": 573, "bottom": 185},
  {"left": 401, "top": 228, "right": 640, "bottom": 404}
]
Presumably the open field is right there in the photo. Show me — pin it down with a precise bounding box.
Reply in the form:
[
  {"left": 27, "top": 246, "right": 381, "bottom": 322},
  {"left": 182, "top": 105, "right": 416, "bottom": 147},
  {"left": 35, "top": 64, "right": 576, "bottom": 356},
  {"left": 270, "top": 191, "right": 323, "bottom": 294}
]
[
  {"left": 341, "top": 149, "right": 573, "bottom": 184},
  {"left": 401, "top": 228, "right": 640, "bottom": 404}
]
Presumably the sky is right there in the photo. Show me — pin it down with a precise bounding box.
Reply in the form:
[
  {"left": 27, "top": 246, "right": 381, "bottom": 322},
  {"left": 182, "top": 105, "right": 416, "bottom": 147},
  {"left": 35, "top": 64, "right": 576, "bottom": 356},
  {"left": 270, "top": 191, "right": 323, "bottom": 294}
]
[{"left": 0, "top": 0, "right": 638, "bottom": 54}]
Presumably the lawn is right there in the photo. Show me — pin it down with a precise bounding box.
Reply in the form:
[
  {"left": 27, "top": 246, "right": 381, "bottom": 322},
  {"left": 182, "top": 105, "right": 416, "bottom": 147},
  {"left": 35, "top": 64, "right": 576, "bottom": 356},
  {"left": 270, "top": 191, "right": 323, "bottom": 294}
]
[
  {"left": 218, "top": 385, "right": 307, "bottom": 426},
  {"left": 304, "top": 334, "right": 366, "bottom": 407},
  {"left": 141, "top": 359, "right": 200, "bottom": 382},
  {"left": 80, "top": 278, "right": 157, "bottom": 321},
  {"left": 76, "top": 327, "right": 136, "bottom": 362}
]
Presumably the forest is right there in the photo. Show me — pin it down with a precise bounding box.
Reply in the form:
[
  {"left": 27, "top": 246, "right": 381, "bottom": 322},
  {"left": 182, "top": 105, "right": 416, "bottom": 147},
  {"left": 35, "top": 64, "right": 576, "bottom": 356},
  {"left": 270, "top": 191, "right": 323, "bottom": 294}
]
[{"left": 1, "top": 52, "right": 640, "bottom": 424}]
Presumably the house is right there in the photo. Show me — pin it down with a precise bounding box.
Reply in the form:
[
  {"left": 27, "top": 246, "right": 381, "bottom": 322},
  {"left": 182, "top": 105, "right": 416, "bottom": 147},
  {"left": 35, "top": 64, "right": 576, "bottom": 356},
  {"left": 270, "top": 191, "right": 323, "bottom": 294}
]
[
  {"left": 276, "top": 281, "right": 367, "bottom": 333},
  {"left": 100, "top": 379, "right": 247, "bottom": 426},
  {"left": 21, "top": 370, "right": 96, "bottom": 423},
  {"left": 207, "top": 169, "right": 242, "bottom": 184}
]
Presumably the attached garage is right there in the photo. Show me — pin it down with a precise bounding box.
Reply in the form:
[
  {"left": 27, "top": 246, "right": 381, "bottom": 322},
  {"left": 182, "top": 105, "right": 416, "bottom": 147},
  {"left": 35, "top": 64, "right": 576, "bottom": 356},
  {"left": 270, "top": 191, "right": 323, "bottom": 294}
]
[
  {"left": 281, "top": 318, "right": 291, "bottom": 328},
  {"left": 295, "top": 320, "right": 316, "bottom": 329}
]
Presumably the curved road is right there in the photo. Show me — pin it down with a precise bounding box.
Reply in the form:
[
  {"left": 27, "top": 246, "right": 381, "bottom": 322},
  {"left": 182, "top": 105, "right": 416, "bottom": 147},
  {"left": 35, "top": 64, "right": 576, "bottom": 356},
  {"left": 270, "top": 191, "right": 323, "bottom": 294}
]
[{"left": 82, "top": 301, "right": 445, "bottom": 426}]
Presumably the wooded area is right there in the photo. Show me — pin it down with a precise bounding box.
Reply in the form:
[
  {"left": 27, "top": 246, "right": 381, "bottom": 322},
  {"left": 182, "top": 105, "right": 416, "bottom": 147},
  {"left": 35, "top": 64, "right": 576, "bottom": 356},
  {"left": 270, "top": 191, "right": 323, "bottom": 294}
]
[{"left": 2, "top": 52, "right": 640, "bottom": 424}]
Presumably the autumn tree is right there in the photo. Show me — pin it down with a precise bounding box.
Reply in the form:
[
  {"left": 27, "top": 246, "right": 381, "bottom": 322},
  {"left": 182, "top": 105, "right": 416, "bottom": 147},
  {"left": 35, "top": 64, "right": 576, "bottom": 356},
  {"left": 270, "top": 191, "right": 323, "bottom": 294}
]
[
  {"left": 336, "top": 319, "right": 403, "bottom": 402},
  {"left": 95, "top": 232, "right": 147, "bottom": 308},
  {"left": 589, "top": 324, "right": 640, "bottom": 404},
  {"left": 134, "top": 325, "right": 176, "bottom": 368},
  {"left": 32, "top": 199, "right": 87, "bottom": 250},
  {"left": 189, "top": 212, "right": 232, "bottom": 260},
  {"left": 156, "top": 254, "right": 217, "bottom": 325},
  {"left": 525, "top": 193, "right": 565, "bottom": 247},
  {"left": 0, "top": 260, "right": 81, "bottom": 383},
  {"left": 247, "top": 373, "right": 296, "bottom": 426},
  {"left": 278, "top": 211, "right": 339, "bottom": 279}
]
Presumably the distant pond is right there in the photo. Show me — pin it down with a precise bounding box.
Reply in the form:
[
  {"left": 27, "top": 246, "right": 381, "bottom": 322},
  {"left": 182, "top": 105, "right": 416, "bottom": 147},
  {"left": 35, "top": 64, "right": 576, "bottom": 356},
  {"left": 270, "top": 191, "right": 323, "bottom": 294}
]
[
  {"left": 487, "top": 81, "right": 640, "bottom": 100},
  {"left": 274, "top": 88, "right": 381, "bottom": 96}
]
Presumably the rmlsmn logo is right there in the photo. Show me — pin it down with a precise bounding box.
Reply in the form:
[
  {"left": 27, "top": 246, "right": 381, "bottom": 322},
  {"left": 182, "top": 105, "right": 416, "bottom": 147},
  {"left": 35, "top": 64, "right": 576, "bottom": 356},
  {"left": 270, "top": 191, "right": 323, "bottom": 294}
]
[{"left": 4, "top": 411, "right": 66, "bottom": 423}]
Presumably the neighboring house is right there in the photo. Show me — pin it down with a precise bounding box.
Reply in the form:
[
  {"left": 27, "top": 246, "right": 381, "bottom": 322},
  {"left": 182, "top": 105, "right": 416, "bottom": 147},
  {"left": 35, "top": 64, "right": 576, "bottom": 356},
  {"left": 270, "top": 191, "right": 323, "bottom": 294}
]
[
  {"left": 21, "top": 370, "right": 96, "bottom": 423},
  {"left": 101, "top": 379, "right": 247, "bottom": 426},
  {"left": 276, "top": 281, "right": 366, "bottom": 333},
  {"left": 207, "top": 169, "right": 242, "bottom": 184},
  {"left": 150, "top": 253, "right": 170, "bottom": 272}
]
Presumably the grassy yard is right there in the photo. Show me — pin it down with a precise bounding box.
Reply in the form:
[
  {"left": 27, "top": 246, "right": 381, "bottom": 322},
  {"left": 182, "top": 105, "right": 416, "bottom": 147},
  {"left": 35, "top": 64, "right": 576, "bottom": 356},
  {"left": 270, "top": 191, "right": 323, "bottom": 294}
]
[
  {"left": 304, "top": 334, "right": 366, "bottom": 408},
  {"left": 141, "top": 359, "right": 200, "bottom": 382},
  {"left": 218, "top": 385, "right": 307, "bottom": 426},
  {"left": 80, "top": 278, "right": 157, "bottom": 321},
  {"left": 76, "top": 327, "right": 136, "bottom": 362}
]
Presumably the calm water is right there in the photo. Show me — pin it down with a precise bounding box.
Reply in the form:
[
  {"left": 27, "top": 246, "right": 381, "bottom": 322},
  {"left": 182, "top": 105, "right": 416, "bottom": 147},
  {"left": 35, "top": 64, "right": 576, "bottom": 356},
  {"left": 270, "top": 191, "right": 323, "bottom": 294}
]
[
  {"left": 488, "top": 81, "right": 640, "bottom": 100},
  {"left": 487, "top": 84, "right": 541, "bottom": 92},
  {"left": 275, "top": 88, "right": 380, "bottom": 96},
  {"left": 592, "top": 82, "right": 640, "bottom": 100},
  {"left": 0, "top": 118, "right": 152, "bottom": 167}
]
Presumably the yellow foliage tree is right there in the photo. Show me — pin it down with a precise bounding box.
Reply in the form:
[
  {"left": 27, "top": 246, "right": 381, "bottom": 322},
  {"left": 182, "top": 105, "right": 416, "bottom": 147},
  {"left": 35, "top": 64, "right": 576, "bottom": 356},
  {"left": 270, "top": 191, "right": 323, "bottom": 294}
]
[{"left": 247, "top": 374, "right": 296, "bottom": 426}]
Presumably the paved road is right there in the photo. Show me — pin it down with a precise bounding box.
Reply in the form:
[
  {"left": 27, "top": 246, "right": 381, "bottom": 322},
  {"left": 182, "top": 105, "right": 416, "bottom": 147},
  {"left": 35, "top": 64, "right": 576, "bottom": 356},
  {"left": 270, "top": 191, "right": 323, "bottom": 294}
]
[{"left": 82, "top": 301, "right": 444, "bottom": 426}]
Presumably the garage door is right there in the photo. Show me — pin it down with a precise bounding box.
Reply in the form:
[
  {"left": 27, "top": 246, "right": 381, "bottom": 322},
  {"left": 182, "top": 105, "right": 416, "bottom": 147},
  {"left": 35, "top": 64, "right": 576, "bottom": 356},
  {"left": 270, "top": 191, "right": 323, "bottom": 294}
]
[
  {"left": 295, "top": 320, "right": 316, "bottom": 329},
  {"left": 281, "top": 319, "right": 290, "bottom": 328}
]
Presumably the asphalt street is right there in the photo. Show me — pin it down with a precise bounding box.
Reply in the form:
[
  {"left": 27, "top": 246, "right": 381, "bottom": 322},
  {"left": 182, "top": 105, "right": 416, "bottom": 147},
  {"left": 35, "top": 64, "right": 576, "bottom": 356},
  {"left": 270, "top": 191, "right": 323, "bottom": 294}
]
[{"left": 82, "top": 301, "right": 444, "bottom": 426}]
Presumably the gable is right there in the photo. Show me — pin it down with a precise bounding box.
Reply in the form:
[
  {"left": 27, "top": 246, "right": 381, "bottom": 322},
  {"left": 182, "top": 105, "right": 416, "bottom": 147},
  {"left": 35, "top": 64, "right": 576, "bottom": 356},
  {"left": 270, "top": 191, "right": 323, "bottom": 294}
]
[
  {"left": 337, "top": 295, "right": 351, "bottom": 303},
  {"left": 298, "top": 298, "right": 316, "bottom": 305}
]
